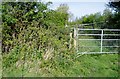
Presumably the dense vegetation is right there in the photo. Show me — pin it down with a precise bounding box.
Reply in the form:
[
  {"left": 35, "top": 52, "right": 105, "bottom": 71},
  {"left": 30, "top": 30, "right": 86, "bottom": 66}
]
[{"left": 1, "top": 0, "right": 119, "bottom": 77}]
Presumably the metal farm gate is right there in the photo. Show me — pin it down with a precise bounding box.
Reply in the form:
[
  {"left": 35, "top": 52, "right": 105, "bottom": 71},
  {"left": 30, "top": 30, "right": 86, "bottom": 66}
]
[{"left": 74, "top": 28, "right": 120, "bottom": 54}]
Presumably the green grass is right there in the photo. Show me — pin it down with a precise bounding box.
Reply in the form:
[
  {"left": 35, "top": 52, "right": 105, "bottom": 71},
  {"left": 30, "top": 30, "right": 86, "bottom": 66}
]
[
  {"left": 2, "top": 53, "right": 118, "bottom": 77},
  {"left": 78, "top": 36, "right": 118, "bottom": 53},
  {"left": 78, "top": 36, "right": 100, "bottom": 53},
  {"left": 2, "top": 36, "right": 119, "bottom": 77},
  {"left": 0, "top": 56, "right": 1, "bottom": 76},
  {"left": 74, "top": 54, "right": 118, "bottom": 77},
  {"left": 0, "top": 48, "right": 2, "bottom": 78}
]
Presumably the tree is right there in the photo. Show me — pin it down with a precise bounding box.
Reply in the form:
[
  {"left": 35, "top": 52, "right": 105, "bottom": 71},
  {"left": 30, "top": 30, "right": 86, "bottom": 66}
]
[
  {"left": 2, "top": 1, "right": 71, "bottom": 54},
  {"left": 2, "top": 2, "right": 50, "bottom": 52},
  {"left": 56, "top": 4, "right": 69, "bottom": 14},
  {"left": 56, "top": 4, "right": 69, "bottom": 25},
  {"left": 105, "top": 1, "right": 120, "bottom": 29},
  {"left": 108, "top": 0, "right": 120, "bottom": 12}
]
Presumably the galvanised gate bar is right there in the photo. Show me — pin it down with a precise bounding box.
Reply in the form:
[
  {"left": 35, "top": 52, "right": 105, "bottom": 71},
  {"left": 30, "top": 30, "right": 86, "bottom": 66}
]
[{"left": 74, "top": 28, "right": 120, "bottom": 54}]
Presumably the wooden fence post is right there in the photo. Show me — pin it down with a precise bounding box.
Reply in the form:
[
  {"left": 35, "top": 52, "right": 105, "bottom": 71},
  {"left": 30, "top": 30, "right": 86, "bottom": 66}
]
[
  {"left": 74, "top": 27, "right": 77, "bottom": 49},
  {"left": 69, "top": 32, "right": 72, "bottom": 49}
]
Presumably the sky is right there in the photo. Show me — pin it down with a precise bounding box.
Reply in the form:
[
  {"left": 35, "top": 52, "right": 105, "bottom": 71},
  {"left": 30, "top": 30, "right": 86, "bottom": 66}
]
[
  {"left": 50, "top": 2, "right": 108, "bottom": 17},
  {"left": 43, "top": 0, "right": 110, "bottom": 20}
]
